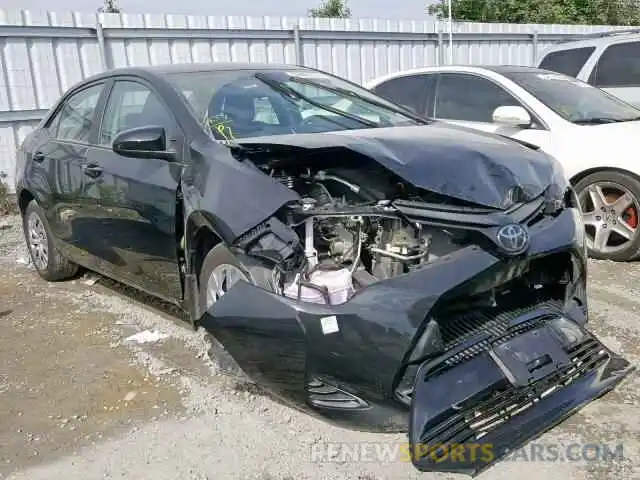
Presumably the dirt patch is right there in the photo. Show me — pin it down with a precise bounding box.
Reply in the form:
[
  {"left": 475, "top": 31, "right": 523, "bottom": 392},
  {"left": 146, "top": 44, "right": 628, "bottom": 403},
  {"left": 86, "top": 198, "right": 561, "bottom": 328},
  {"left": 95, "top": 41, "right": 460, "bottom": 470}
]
[{"left": 0, "top": 266, "right": 185, "bottom": 475}]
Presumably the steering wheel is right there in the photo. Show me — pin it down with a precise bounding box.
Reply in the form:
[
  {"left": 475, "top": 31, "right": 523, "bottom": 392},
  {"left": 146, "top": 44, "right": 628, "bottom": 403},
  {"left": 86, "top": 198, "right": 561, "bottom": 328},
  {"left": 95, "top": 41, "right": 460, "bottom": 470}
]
[{"left": 295, "top": 114, "right": 347, "bottom": 133}]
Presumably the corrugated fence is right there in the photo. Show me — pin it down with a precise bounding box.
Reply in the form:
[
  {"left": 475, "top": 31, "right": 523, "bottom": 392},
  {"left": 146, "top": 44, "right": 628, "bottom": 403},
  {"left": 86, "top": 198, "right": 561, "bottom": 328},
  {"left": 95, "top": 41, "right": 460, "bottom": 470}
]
[{"left": 0, "top": 9, "right": 634, "bottom": 189}]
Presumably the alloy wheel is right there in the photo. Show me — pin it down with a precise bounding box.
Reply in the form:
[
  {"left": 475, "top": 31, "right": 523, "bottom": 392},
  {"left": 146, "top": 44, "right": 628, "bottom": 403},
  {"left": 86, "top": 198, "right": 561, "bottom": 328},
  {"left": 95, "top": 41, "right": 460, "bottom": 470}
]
[
  {"left": 27, "top": 212, "right": 49, "bottom": 270},
  {"left": 205, "top": 264, "right": 248, "bottom": 309},
  {"left": 578, "top": 181, "right": 639, "bottom": 255}
]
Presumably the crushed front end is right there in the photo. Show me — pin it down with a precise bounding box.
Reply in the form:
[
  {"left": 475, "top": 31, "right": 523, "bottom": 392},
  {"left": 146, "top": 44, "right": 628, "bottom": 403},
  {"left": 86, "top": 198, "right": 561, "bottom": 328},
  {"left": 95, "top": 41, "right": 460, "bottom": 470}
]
[{"left": 197, "top": 147, "right": 633, "bottom": 476}]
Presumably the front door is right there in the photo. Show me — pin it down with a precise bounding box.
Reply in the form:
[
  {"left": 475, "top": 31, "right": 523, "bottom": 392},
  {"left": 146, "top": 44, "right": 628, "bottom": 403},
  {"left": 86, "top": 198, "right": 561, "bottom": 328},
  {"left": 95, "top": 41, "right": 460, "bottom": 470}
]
[
  {"left": 431, "top": 73, "right": 553, "bottom": 150},
  {"left": 82, "top": 78, "right": 184, "bottom": 302}
]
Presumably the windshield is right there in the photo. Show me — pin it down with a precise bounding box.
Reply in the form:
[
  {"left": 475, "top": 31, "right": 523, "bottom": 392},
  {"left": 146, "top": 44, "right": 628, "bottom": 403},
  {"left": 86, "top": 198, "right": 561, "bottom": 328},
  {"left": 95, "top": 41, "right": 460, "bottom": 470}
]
[
  {"left": 166, "top": 68, "right": 426, "bottom": 140},
  {"left": 504, "top": 71, "right": 640, "bottom": 124}
]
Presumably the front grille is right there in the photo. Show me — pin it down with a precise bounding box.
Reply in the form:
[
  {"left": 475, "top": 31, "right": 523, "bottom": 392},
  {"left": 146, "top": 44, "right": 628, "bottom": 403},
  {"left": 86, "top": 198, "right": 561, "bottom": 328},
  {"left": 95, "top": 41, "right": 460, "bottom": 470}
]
[
  {"left": 439, "top": 299, "right": 563, "bottom": 348},
  {"left": 396, "top": 251, "right": 578, "bottom": 405},
  {"left": 417, "top": 337, "right": 608, "bottom": 447},
  {"left": 394, "top": 299, "right": 565, "bottom": 404},
  {"left": 429, "top": 299, "right": 564, "bottom": 378}
]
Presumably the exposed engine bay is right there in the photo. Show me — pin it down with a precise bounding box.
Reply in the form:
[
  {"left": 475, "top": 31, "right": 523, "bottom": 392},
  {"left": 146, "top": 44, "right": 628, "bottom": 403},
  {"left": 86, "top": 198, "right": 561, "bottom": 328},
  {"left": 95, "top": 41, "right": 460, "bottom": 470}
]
[{"left": 257, "top": 163, "right": 462, "bottom": 305}]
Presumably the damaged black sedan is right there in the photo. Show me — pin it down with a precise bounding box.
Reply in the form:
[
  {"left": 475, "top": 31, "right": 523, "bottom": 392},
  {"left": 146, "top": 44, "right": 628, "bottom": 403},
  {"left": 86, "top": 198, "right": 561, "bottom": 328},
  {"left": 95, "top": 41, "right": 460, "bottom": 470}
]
[{"left": 15, "top": 63, "right": 634, "bottom": 477}]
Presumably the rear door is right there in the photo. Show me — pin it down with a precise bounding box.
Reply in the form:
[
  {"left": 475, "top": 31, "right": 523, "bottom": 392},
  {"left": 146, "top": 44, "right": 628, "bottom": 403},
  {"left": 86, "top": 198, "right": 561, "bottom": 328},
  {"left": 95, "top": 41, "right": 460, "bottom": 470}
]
[
  {"left": 369, "top": 73, "right": 435, "bottom": 116},
  {"left": 431, "top": 72, "right": 552, "bottom": 149},
  {"left": 82, "top": 78, "right": 184, "bottom": 301},
  {"left": 587, "top": 40, "right": 640, "bottom": 108},
  {"left": 27, "top": 82, "right": 107, "bottom": 259}
]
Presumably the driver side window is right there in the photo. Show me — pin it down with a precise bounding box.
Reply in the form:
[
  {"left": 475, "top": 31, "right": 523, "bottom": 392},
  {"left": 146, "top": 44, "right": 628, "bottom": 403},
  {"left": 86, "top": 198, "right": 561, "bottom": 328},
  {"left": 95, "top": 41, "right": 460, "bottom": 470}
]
[
  {"left": 99, "top": 80, "right": 173, "bottom": 146},
  {"left": 435, "top": 73, "right": 522, "bottom": 123}
]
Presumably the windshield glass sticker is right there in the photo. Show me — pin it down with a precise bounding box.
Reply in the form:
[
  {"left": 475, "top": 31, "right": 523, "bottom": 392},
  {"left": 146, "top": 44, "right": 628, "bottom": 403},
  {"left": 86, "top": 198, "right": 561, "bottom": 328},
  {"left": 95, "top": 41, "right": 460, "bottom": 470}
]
[{"left": 207, "top": 115, "right": 236, "bottom": 141}]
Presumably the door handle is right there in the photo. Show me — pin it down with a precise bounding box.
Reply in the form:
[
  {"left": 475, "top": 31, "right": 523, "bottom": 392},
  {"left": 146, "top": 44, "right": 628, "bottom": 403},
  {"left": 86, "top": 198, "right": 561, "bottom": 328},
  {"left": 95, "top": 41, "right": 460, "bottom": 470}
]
[
  {"left": 33, "top": 151, "right": 45, "bottom": 162},
  {"left": 82, "top": 163, "right": 103, "bottom": 178}
]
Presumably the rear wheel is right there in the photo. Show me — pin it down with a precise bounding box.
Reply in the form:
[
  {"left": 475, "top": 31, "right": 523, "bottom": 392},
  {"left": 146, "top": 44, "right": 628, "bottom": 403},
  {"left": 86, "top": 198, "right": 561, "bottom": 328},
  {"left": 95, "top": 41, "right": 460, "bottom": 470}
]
[
  {"left": 574, "top": 171, "right": 640, "bottom": 262},
  {"left": 22, "top": 200, "right": 79, "bottom": 281}
]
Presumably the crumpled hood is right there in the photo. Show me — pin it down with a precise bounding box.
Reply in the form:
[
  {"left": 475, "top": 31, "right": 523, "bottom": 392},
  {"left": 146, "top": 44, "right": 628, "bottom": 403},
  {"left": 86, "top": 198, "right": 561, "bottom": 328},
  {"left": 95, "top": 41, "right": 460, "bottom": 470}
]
[{"left": 239, "top": 124, "right": 560, "bottom": 209}]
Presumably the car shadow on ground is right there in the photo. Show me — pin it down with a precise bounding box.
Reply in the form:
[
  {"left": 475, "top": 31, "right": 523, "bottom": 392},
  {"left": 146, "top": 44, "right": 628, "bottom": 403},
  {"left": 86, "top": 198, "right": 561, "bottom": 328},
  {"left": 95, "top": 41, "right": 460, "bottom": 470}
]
[
  {"left": 88, "top": 273, "right": 187, "bottom": 321},
  {"left": 85, "top": 270, "right": 286, "bottom": 406}
]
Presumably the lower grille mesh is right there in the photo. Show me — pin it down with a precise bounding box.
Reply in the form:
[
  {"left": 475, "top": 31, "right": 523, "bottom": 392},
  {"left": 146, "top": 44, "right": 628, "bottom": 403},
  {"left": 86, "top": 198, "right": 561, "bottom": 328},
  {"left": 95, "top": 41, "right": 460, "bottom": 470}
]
[
  {"left": 418, "top": 337, "right": 608, "bottom": 446},
  {"left": 439, "top": 298, "right": 564, "bottom": 348},
  {"left": 430, "top": 299, "right": 564, "bottom": 377},
  {"left": 395, "top": 299, "right": 566, "bottom": 402}
]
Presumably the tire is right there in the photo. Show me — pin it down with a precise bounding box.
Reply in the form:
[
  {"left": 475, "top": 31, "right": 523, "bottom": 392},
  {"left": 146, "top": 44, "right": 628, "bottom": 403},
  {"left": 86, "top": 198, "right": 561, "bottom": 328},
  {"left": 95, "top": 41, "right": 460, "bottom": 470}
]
[
  {"left": 22, "top": 200, "right": 79, "bottom": 281},
  {"left": 574, "top": 170, "right": 640, "bottom": 262},
  {"left": 197, "top": 244, "right": 274, "bottom": 379},
  {"left": 198, "top": 244, "right": 251, "bottom": 313}
]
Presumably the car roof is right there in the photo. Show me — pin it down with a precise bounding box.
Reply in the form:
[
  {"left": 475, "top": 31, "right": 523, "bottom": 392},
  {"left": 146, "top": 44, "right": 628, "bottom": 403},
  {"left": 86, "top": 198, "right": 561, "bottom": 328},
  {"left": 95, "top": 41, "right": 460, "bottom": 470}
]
[
  {"left": 537, "top": 30, "right": 640, "bottom": 56},
  {"left": 138, "top": 62, "right": 307, "bottom": 75},
  {"left": 365, "top": 65, "right": 556, "bottom": 86},
  {"left": 481, "top": 65, "right": 553, "bottom": 74},
  {"left": 404, "top": 65, "right": 553, "bottom": 74},
  {"left": 75, "top": 62, "right": 309, "bottom": 86}
]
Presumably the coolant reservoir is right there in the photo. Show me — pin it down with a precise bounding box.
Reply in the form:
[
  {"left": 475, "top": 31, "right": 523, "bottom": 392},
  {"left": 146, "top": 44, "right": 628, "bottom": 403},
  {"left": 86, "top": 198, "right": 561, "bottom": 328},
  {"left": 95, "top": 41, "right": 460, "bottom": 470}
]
[{"left": 283, "top": 267, "right": 354, "bottom": 305}]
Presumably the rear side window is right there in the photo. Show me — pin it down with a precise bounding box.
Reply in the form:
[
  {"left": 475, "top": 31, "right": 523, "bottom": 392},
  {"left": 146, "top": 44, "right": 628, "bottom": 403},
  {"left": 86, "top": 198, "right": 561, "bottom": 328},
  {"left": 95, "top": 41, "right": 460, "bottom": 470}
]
[
  {"left": 370, "top": 74, "right": 429, "bottom": 114},
  {"left": 589, "top": 41, "right": 640, "bottom": 87},
  {"left": 538, "top": 47, "right": 595, "bottom": 77}
]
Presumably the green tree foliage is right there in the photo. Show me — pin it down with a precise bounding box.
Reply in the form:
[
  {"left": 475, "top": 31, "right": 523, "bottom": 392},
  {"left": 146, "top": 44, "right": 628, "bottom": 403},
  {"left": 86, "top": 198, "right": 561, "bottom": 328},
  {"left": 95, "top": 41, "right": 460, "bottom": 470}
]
[
  {"left": 427, "top": 0, "right": 640, "bottom": 25},
  {"left": 98, "top": 0, "right": 121, "bottom": 13},
  {"left": 309, "top": 0, "right": 352, "bottom": 18}
]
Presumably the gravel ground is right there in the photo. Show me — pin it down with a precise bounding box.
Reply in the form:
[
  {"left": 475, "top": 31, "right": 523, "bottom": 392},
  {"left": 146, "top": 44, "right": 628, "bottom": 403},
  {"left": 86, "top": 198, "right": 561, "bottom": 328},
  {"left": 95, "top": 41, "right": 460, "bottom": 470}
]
[{"left": 0, "top": 214, "right": 638, "bottom": 480}]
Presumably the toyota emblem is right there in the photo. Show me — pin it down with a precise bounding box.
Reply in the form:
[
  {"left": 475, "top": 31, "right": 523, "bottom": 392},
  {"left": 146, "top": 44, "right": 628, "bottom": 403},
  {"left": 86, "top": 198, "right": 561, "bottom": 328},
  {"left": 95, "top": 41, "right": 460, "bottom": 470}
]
[{"left": 496, "top": 223, "right": 529, "bottom": 254}]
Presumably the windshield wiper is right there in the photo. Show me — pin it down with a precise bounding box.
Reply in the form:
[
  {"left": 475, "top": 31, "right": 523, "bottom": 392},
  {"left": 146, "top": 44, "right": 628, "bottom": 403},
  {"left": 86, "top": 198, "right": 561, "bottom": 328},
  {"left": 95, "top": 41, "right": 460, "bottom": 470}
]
[
  {"left": 290, "top": 75, "right": 430, "bottom": 125},
  {"left": 254, "top": 72, "right": 380, "bottom": 128}
]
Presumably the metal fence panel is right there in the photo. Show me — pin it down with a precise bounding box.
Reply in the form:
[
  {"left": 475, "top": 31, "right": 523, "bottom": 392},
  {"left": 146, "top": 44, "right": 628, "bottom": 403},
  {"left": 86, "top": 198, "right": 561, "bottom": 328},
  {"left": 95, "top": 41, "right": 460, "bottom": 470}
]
[{"left": 0, "top": 8, "right": 635, "bottom": 189}]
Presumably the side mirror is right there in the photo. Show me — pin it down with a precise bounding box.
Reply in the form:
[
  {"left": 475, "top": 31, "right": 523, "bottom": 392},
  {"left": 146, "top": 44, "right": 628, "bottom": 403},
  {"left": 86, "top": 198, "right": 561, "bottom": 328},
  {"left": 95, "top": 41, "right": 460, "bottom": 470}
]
[
  {"left": 492, "top": 105, "right": 532, "bottom": 127},
  {"left": 112, "top": 125, "right": 176, "bottom": 161}
]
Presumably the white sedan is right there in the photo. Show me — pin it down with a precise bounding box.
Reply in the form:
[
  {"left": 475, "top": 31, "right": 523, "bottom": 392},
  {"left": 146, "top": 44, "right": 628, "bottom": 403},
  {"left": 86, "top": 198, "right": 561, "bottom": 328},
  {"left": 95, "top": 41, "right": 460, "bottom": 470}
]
[{"left": 366, "top": 65, "right": 640, "bottom": 262}]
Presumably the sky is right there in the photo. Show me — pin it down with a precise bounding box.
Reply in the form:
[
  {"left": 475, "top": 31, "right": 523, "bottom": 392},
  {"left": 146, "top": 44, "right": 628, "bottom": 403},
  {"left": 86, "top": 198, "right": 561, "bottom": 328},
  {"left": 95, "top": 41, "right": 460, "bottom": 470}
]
[{"left": 1, "top": 0, "right": 440, "bottom": 20}]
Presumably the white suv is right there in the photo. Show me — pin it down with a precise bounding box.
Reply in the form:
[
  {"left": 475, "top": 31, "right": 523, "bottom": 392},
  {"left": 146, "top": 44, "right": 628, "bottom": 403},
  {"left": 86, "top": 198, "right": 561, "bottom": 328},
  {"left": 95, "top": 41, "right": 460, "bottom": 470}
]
[{"left": 536, "top": 29, "right": 640, "bottom": 108}]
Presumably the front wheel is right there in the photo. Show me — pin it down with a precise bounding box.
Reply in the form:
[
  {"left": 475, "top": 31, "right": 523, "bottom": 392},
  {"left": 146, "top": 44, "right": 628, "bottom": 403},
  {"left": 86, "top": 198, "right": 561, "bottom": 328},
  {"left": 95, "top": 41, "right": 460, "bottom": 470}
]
[
  {"left": 197, "top": 244, "right": 274, "bottom": 379},
  {"left": 22, "top": 200, "right": 79, "bottom": 281},
  {"left": 574, "top": 171, "right": 640, "bottom": 262}
]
